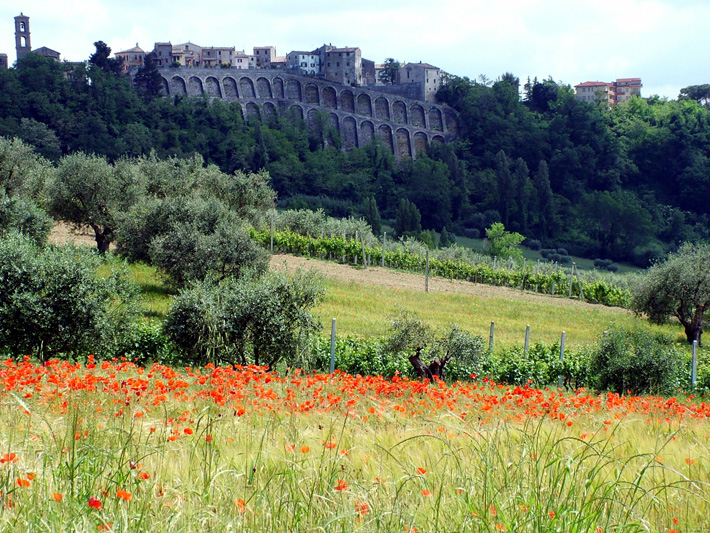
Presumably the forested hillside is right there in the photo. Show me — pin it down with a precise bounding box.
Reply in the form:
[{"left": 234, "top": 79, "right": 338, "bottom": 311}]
[{"left": 2, "top": 47, "right": 709, "bottom": 266}]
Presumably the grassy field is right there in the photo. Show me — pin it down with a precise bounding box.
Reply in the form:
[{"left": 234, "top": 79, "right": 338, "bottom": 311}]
[
  {"left": 317, "top": 278, "right": 677, "bottom": 350},
  {"left": 114, "top": 254, "right": 681, "bottom": 351},
  {"left": 1, "top": 359, "right": 707, "bottom": 532}
]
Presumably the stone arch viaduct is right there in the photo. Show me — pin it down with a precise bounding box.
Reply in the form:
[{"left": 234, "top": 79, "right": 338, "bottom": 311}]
[{"left": 158, "top": 68, "right": 459, "bottom": 159}]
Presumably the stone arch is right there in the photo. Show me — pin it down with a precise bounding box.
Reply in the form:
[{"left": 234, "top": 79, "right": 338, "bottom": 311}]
[
  {"left": 240, "top": 77, "right": 256, "bottom": 98},
  {"left": 273, "top": 77, "right": 285, "bottom": 98},
  {"left": 392, "top": 101, "right": 407, "bottom": 124},
  {"left": 413, "top": 132, "right": 428, "bottom": 157},
  {"left": 428, "top": 108, "right": 443, "bottom": 131},
  {"left": 286, "top": 79, "right": 302, "bottom": 100},
  {"left": 342, "top": 117, "right": 357, "bottom": 150},
  {"left": 377, "top": 124, "right": 394, "bottom": 153},
  {"left": 329, "top": 112, "right": 340, "bottom": 133},
  {"left": 256, "top": 77, "right": 272, "bottom": 98},
  {"left": 263, "top": 102, "right": 277, "bottom": 120},
  {"left": 188, "top": 76, "right": 204, "bottom": 96},
  {"left": 431, "top": 135, "right": 445, "bottom": 144},
  {"left": 306, "top": 108, "right": 319, "bottom": 128},
  {"left": 375, "top": 97, "right": 390, "bottom": 120},
  {"left": 360, "top": 121, "right": 374, "bottom": 145},
  {"left": 396, "top": 128, "right": 412, "bottom": 159},
  {"left": 160, "top": 77, "right": 169, "bottom": 96},
  {"left": 444, "top": 110, "right": 459, "bottom": 135},
  {"left": 205, "top": 76, "right": 222, "bottom": 97},
  {"left": 288, "top": 104, "right": 304, "bottom": 121},
  {"left": 340, "top": 90, "right": 355, "bottom": 113},
  {"left": 305, "top": 84, "right": 320, "bottom": 105},
  {"left": 322, "top": 86, "right": 337, "bottom": 109},
  {"left": 170, "top": 76, "right": 186, "bottom": 95},
  {"left": 245, "top": 102, "right": 261, "bottom": 120},
  {"left": 410, "top": 104, "right": 425, "bottom": 128},
  {"left": 357, "top": 94, "right": 372, "bottom": 116},
  {"left": 223, "top": 77, "right": 238, "bottom": 97}
]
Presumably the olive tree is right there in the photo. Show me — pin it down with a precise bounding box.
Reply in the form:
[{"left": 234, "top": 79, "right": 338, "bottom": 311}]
[
  {"left": 164, "top": 269, "right": 324, "bottom": 367},
  {"left": 632, "top": 242, "right": 710, "bottom": 344},
  {"left": 0, "top": 232, "right": 138, "bottom": 361},
  {"left": 47, "top": 153, "right": 143, "bottom": 253}
]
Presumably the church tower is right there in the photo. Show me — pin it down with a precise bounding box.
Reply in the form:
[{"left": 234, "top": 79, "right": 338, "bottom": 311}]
[{"left": 15, "top": 13, "right": 31, "bottom": 61}]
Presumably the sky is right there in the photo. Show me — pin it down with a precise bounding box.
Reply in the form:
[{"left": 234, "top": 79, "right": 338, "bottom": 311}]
[{"left": 1, "top": 0, "right": 708, "bottom": 99}]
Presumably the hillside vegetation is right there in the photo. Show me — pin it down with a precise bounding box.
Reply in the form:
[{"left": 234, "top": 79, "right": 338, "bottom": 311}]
[{"left": 2, "top": 50, "right": 710, "bottom": 266}]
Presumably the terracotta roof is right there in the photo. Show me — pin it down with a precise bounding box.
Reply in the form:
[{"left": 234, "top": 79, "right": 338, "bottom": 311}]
[
  {"left": 615, "top": 77, "right": 641, "bottom": 83},
  {"left": 575, "top": 81, "right": 612, "bottom": 87}
]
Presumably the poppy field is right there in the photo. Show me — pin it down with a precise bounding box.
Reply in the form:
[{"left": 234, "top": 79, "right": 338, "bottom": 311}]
[{"left": 0, "top": 357, "right": 708, "bottom": 532}]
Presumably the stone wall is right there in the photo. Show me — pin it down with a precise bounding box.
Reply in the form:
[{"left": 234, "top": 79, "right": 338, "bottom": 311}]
[{"left": 158, "top": 68, "right": 458, "bottom": 159}]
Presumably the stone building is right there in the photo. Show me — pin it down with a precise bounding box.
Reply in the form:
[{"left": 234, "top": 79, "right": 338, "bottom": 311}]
[
  {"left": 0, "top": 54, "right": 8, "bottom": 69},
  {"left": 323, "top": 47, "right": 362, "bottom": 86},
  {"left": 13, "top": 14, "right": 61, "bottom": 64},
  {"left": 253, "top": 46, "right": 276, "bottom": 68},
  {"left": 15, "top": 13, "right": 31, "bottom": 61},
  {"left": 153, "top": 42, "right": 173, "bottom": 67},
  {"left": 286, "top": 51, "right": 320, "bottom": 75},
  {"left": 399, "top": 62, "right": 441, "bottom": 102},
  {"left": 33, "top": 46, "right": 61, "bottom": 61},
  {"left": 232, "top": 50, "right": 253, "bottom": 69},
  {"left": 201, "top": 46, "right": 236, "bottom": 67},
  {"left": 174, "top": 42, "right": 202, "bottom": 67},
  {"left": 115, "top": 44, "right": 145, "bottom": 72}
]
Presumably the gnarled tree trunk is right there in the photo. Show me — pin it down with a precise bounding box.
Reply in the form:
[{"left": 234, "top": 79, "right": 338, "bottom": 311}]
[{"left": 408, "top": 347, "right": 450, "bottom": 381}]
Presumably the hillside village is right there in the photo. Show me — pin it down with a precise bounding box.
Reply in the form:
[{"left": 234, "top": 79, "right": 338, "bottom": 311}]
[{"left": 2, "top": 13, "right": 641, "bottom": 105}]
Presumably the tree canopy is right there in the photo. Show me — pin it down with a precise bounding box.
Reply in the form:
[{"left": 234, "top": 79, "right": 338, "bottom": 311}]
[{"left": 632, "top": 242, "right": 710, "bottom": 344}]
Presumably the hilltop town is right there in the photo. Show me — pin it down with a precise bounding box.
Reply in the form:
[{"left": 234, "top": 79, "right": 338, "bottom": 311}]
[{"left": 2, "top": 13, "right": 641, "bottom": 105}]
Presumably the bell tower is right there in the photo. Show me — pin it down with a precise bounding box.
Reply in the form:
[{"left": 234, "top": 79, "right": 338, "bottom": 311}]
[{"left": 15, "top": 13, "right": 31, "bottom": 61}]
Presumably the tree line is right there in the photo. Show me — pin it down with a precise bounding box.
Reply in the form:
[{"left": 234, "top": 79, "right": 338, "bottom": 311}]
[{"left": 2, "top": 45, "right": 710, "bottom": 265}]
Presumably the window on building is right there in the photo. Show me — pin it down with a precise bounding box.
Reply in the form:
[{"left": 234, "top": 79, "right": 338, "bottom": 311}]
[{"left": 19, "top": 22, "right": 26, "bottom": 32}]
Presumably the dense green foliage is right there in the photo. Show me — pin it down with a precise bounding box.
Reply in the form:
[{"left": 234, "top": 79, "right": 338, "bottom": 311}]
[
  {"left": 587, "top": 327, "right": 685, "bottom": 394},
  {"left": 3, "top": 51, "right": 710, "bottom": 265},
  {"left": 632, "top": 242, "right": 710, "bottom": 344},
  {"left": 0, "top": 232, "right": 137, "bottom": 361},
  {"left": 164, "top": 270, "right": 324, "bottom": 367},
  {"left": 309, "top": 323, "right": 691, "bottom": 395}
]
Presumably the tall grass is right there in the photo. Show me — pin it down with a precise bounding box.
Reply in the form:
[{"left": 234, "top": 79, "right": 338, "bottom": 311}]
[
  {"left": 0, "top": 361, "right": 708, "bottom": 531},
  {"left": 317, "top": 278, "right": 679, "bottom": 350}
]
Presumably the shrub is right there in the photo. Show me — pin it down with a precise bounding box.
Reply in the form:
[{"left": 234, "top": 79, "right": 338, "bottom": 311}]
[
  {"left": 0, "top": 192, "right": 52, "bottom": 246},
  {"left": 0, "top": 232, "right": 138, "bottom": 361},
  {"left": 164, "top": 269, "right": 324, "bottom": 367},
  {"left": 587, "top": 327, "right": 684, "bottom": 394},
  {"left": 526, "top": 239, "right": 542, "bottom": 250}
]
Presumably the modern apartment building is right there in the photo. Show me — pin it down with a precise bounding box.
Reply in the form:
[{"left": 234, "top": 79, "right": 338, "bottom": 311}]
[{"left": 575, "top": 78, "right": 642, "bottom": 106}]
